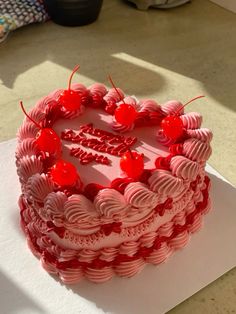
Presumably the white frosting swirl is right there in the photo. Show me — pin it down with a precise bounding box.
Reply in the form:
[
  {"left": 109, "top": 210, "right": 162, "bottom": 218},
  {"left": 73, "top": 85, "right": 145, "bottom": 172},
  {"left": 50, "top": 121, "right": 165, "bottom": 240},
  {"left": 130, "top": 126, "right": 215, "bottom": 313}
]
[
  {"left": 170, "top": 155, "right": 200, "bottom": 180},
  {"left": 94, "top": 188, "right": 129, "bottom": 219},
  {"left": 180, "top": 112, "right": 202, "bottom": 129},
  {"left": 183, "top": 138, "right": 212, "bottom": 162},
  {"left": 124, "top": 182, "right": 158, "bottom": 208},
  {"left": 148, "top": 169, "right": 185, "bottom": 197}
]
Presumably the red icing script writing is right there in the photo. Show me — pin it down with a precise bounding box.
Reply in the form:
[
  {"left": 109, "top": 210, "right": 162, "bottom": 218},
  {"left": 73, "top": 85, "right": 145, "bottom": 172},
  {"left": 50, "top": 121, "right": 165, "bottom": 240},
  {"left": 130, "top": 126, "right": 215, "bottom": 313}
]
[{"left": 61, "top": 123, "right": 137, "bottom": 165}]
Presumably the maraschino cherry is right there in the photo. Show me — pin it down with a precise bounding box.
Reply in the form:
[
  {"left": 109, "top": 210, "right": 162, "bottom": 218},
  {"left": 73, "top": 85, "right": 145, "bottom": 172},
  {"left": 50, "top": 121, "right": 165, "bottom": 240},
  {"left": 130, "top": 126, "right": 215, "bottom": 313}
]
[
  {"left": 161, "top": 95, "right": 205, "bottom": 140},
  {"left": 50, "top": 159, "right": 79, "bottom": 186},
  {"left": 59, "top": 65, "right": 82, "bottom": 112},
  {"left": 120, "top": 150, "right": 144, "bottom": 179},
  {"left": 108, "top": 75, "right": 137, "bottom": 126},
  {"left": 20, "top": 101, "right": 61, "bottom": 155}
]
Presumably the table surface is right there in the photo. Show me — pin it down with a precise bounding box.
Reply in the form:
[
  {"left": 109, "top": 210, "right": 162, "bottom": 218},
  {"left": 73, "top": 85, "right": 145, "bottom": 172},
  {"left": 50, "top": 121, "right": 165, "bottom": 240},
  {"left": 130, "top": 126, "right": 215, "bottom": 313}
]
[{"left": 0, "top": 0, "right": 235, "bottom": 313}]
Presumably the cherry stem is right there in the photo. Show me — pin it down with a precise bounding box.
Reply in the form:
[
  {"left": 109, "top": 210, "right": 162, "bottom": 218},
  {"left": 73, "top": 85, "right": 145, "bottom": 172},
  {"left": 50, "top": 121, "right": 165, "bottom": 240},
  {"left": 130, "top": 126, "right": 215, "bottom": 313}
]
[
  {"left": 175, "top": 95, "right": 205, "bottom": 115},
  {"left": 108, "top": 75, "right": 126, "bottom": 105},
  {"left": 68, "top": 64, "right": 80, "bottom": 90},
  {"left": 20, "top": 101, "right": 41, "bottom": 129}
]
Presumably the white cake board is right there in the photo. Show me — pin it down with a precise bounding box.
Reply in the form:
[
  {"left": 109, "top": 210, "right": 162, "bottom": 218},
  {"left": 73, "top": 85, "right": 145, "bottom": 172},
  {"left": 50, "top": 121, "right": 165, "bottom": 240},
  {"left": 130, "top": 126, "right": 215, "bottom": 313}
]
[{"left": 0, "top": 139, "right": 235, "bottom": 314}]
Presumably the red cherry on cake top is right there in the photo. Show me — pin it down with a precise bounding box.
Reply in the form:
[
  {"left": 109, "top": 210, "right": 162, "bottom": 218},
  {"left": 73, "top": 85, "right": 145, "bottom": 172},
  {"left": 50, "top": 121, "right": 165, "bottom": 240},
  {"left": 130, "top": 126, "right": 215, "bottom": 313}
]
[
  {"left": 36, "top": 128, "right": 61, "bottom": 155},
  {"left": 161, "top": 95, "right": 205, "bottom": 140},
  {"left": 120, "top": 150, "right": 144, "bottom": 178},
  {"left": 161, "top": 115, "right": 184, "bottom": 140},
  {"left": 108, "top": 75, "right": 137, "bottom": 126},
  {"left": 20, "top": 101, "right": 61, "bottom": 155},
  {"left": 50, "top": 159, "right": 79, "bottom": 186},
  {"left": 59, "top": 65, "right": 82, "bottom": 112},
  {"left": 114, "top": 104, "right": 137, "bottom": 126}
]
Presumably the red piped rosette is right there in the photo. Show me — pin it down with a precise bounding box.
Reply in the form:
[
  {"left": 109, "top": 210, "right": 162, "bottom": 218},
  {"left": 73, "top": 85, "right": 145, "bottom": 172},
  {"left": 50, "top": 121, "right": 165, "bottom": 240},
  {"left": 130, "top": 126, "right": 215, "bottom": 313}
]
[{"left": 16, "top": 83, "right": 213, "bottom": 284}]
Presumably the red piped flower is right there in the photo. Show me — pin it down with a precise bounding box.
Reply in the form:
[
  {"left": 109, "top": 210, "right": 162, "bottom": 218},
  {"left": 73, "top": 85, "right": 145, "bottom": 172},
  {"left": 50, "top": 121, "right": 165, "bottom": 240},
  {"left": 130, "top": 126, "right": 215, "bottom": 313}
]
[
  {"left": 101, "top": 222, "right": 122, "bottom": 236},
  {"left": 137, "top": 246, "right": 152, "bottom": 258},
  {"left": 154, "top": 198, "right": 173, "bottom": 216},
  {"left": 155, "top": 156, "right": 171, "bottom": 170},
  {"left": 110, "top": 177, "right": 134, "bottom": 194},
  {"left": 104, "top": 101, "right": 117, "bottom": 115},
  {"left": 169, "top": 143, "right": 184, "bottom": 155},
  {"left": 46, "top": 221, "right": 65, "bottom": 238},
  {"left": 84, "top": 183, "right": 104, "bottom": 201}
]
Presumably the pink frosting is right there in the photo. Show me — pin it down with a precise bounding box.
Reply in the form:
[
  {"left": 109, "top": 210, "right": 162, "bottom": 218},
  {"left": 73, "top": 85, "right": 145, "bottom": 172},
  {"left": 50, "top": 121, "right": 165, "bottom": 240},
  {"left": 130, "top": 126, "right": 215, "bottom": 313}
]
[
  {"left": 161, "top": 100, "right": 184, "bottom": 116},
  {"left": 17, "top": 122, "right": 40, "bottom": 142},
  {"left": 115, "top": 258, "right": 145, "bottom": 277},
  {"left": 170, "top": 155, "right": 200, "bottom": 180},
  {"left": 158, "top": 221, "right": 174, "bottom": 237},
  {"left": 104, "top": 87, "right": 124, "bottom": 103},
  {"left": 64, "top": 194, "right": 99, "bottom": 229},
  {"left": 183, "top": 138, "right": 212, "bottom": 162},
  {"left": 16, "top": 138, "right": 39, "bottom": 161},
  {"left": 172, "top": 210, "right": 186, "bottom": 225},
  {"left": 36, "top": 95, "right": 58, "bottom": 110},
  {"left": 180, "top": 112, "right": 202, "bottom": 129},
  {"left": 148, "top": 169, "right": 185, "bottom": 197},
  {"left": 122, "top": 96, "right": 140, "bottom": 111},
  {"left": 139, "top": 231, "right": 157, "bottom": 248},
  {"left": 78, "top": 249, "right": 99, "bottom": 263},
  {"left": 156, "top": 129, "right": 176, "bottom": 146},
  {"left": 43, "top": 191, "right": 67, "bottom": 221},
  {"left": 94, "top": 189, "right": 129, "bottom": 220},
  {"left": 146, "top": 242, "right": 172, "bottom": 264},
  {"left": 26, "top": 174, "right": 54, "bottom": 203},
  {"left": 112, "top": 119, "right": 134, "bottom": 133},
  {"left": 85, "top": 267, "right": 113, "bottom": 283},
  {"left": 88, "top": 83, "right": 108, "bottom": 97},
  {"left": 71, "top": 83, "right": 87, "bottom": 93},
  {"left": 25, "top": 107, "right": 45, "bottom": 124},
  {"left": 187, "top": 128, "right": 213, "bottom": 142},
  {"left": 124, "top": 182, "right": 158, "bottom": 208},
  {"left": 188, "top": 213, "right": 203, "bottom": 233},
  {"left": 100, "top": 247, "right": 119, "bottom": 262},
  {"left": 169, "top": 231, "right": 189, "bottom": 249},
  {"left": 17, "top": 156, "right": 43, "bottom": 185},
  {"left": 59, "top": 267, "right": 84, "bottom": 284},
  {"left": 140, "top": 99, "right": 161, "bottom": 113},
  {"left": 119, "top": 241, "right": 138, "bottom": 256}
]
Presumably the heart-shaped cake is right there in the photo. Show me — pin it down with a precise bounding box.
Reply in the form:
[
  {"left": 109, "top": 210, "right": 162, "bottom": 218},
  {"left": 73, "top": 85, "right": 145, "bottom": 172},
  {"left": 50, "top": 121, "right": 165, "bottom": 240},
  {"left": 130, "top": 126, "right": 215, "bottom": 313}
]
[{"left": 16, "top": 68, "right": 212, "bottom": 284}]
